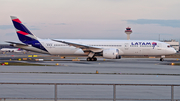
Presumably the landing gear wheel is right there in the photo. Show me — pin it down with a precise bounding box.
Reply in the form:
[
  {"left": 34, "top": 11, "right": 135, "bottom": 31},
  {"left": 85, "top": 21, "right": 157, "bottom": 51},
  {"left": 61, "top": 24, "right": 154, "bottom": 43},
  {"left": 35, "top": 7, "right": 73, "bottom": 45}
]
[
  {"left": 91, "top": 57, "right": 97, "bottom": 61},
  {"left": 93, "top": 57, "right": 97, "bottom": 61},
  {"left": 87, "top": 57, "right": 91, "bottom": 61},
  {"left": 160, "top": 58, "right": 164, "bottom": 61}
]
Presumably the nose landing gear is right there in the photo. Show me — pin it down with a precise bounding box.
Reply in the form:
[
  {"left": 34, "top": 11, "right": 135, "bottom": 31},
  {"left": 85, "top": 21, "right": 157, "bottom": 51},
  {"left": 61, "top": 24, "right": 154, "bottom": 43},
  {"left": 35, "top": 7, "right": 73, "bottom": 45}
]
[
  {"left": 160, "top": 55, "right": 165, "bottom": 61},
  {"left": 160, "top": 58, "right": 164, "bottom": 61}
]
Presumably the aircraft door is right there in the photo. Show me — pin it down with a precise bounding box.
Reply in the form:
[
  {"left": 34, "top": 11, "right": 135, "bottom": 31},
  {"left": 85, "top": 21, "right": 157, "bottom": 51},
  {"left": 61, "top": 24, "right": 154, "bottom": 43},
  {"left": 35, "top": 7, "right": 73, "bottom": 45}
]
[
  {"left": 124, "top": 43, "right": 129, "bottom": 50},
  {"left": 124, "top": 43, "right": 131, "bottom": 54}
]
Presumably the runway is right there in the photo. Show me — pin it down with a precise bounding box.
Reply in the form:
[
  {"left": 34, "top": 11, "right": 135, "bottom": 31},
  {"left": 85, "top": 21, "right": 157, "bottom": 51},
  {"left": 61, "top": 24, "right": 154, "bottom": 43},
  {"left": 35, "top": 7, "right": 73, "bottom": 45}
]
[{"left": 0, "top": 58, "right": 180, "bottom": 100}]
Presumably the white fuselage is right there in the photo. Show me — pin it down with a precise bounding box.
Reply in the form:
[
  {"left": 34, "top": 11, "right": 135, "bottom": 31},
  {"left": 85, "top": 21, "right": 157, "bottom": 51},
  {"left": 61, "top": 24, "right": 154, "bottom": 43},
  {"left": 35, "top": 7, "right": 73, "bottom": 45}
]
[{"left": 15, "top": 39, "right": 176, "bottom": 57}]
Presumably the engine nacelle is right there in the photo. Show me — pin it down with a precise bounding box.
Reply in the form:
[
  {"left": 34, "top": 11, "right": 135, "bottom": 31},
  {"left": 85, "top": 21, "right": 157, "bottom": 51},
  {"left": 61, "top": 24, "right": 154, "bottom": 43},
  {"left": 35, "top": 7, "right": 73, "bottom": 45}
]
[{"left": 103, "top": 48, "right": 122, "bottom": 59}]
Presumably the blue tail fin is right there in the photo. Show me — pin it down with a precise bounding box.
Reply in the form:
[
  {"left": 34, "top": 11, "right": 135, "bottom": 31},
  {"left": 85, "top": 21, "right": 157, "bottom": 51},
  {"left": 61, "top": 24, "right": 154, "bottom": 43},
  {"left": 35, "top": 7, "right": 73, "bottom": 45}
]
[
  {"left": 10, "top": 16, "right": 38, "bottom": 44},
  {"left": 10, "top": 16, "right": 47, "bottom": 52}
]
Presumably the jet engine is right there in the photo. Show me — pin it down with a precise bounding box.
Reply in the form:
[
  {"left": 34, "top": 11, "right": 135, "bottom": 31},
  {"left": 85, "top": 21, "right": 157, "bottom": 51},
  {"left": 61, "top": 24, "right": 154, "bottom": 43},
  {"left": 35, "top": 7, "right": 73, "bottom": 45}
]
[{"left": 103, "top": 48, "right": 122, "bottom": 59}]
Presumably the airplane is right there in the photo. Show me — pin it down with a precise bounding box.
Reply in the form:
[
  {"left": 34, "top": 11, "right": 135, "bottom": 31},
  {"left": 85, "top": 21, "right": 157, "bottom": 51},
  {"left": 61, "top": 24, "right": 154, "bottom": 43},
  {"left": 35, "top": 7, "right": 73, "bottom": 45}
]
[
  {"left": 7, "top": 16, "right": 176, "bottom": 61},
  {"left": 0, "top": 48, "right": 22, "bottom": 52}
]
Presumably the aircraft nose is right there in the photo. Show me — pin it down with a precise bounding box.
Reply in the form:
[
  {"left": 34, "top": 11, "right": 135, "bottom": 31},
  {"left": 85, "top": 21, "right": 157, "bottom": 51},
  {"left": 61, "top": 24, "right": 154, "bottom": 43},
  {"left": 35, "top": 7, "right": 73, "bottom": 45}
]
[
  {"left": 173, "top": 49, "right": 177, "bottom": 54},
  {"left": 170, "top": 48, "right": 177, "bottom": 54},
  {"left": 166, "top": 48, "right": 177, "bottom": 55}
]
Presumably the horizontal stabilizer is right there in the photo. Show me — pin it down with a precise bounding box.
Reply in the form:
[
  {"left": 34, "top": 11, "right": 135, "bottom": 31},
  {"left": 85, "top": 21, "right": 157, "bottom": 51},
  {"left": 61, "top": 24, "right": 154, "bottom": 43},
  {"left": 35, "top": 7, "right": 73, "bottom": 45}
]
[{"left": 6, "top": 41, "right": 28, "bottom": 46}]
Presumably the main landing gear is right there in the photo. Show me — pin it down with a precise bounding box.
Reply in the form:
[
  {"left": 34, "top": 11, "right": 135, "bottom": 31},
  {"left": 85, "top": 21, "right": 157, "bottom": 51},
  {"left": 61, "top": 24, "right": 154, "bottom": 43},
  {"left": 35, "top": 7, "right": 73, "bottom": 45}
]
[{"left": 87, "top": 57, "right": 97, "bottom": 61}]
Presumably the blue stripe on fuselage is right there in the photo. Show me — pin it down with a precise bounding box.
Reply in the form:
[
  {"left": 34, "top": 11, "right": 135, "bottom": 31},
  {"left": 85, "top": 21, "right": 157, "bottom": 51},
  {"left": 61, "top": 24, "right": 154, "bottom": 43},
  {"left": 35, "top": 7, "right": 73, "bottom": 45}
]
[{"left": 25, "top": 40, "right": 48, "bottom": 52}]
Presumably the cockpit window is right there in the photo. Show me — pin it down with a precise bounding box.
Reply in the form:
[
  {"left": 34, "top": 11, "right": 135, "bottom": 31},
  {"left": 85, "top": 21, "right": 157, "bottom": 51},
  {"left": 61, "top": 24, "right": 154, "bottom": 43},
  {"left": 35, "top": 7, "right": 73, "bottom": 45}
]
[{"left": 167, "top": 45, "right": 171, "bottom": 48}]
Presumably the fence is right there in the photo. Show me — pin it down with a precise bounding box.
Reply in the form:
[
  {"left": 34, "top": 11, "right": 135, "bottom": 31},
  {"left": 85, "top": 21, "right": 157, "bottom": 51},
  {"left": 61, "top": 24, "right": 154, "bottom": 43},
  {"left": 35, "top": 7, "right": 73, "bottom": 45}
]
[{"left": 0, "top": 83, "right": 180, "bottom": 101}]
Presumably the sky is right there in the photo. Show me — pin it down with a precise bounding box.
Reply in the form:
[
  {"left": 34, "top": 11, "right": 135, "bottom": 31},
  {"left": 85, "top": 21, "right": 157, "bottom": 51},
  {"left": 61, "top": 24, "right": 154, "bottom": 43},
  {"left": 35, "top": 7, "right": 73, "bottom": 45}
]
[{"left": 0, "top": 0, "right": 180, "bottom": 43}]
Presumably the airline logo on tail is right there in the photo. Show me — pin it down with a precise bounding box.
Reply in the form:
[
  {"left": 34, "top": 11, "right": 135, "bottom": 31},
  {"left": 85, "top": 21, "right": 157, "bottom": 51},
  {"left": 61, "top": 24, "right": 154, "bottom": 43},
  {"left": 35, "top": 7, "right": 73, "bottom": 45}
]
[
  {"left": 11, "top": 16, "right": 38, "bottom": 43},
  {"left": 11, "top": 16, "right": 48, "bottom": 52}
]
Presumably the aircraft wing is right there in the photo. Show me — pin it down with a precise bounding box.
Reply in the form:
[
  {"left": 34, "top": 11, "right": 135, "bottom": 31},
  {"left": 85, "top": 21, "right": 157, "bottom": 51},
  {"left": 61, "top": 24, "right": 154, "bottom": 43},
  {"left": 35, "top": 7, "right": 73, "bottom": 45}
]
[
  {"left": 6, "top": 41, "right": 28, "bottom": 46},
  {"left": 52, "top": 39, "right": 103, "bottom": 52}
]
